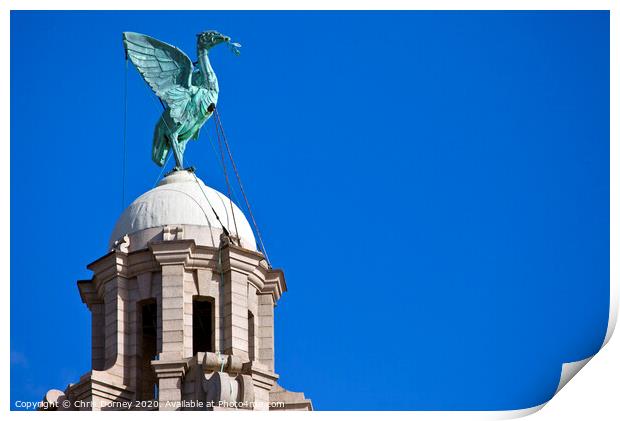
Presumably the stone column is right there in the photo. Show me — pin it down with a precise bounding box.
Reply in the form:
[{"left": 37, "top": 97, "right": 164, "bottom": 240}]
[
  {"left": 244, "top": 361, "right": 279, "bottom": 410},
  {"left": 160, "top": 264, "right": 185, "bottom": 360},
  {"left": 91, "top": 302, "right": 105, "bottom": 370},
  {"left": 151, "top": 240, "right": 194, "bottom": 410},
  {"left": 86, "top": 251, "right": 132, "bottom": 383},
  {"left": 220, "top": 241, "right": 249, "bottom": 359},
  {"left": 151, "top": 360, "right": 189, "bottom": 411},
  {"left": 151, "top": 240, "right": 194, "bottom": 360},
  {"left": 101, "top": 275, "right": 131, "bottom": 383},
  {"left": 78, "top": 280, "right": 105, "bottom": 371},
  {"left": 257, "top": 294, "right": 275, "bottom": 371}
]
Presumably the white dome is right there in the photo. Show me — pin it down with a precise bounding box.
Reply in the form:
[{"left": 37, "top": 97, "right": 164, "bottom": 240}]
[{"left": 109, "top": 170, "right": 257, "bottom": 251}]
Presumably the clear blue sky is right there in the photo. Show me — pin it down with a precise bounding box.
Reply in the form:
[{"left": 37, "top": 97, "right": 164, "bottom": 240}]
[{"left": 11, "top": 11, "right": 609, "bottom": 410}]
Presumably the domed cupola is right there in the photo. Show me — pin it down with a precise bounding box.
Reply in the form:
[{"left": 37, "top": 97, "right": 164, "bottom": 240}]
[{"left": 109, "top": 170, "right": 257, "bottom": 252}]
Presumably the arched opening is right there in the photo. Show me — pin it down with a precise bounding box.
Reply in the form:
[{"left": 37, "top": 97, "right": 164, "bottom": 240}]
[
  {"left": 248, "top": 310, "right": 255, "bottom": 361},
  {"left": 138, "top": 299, "right": 157, "bottom": 401},
  {"left": 193, "top": 296, "right": 214, "bottom": 354}
]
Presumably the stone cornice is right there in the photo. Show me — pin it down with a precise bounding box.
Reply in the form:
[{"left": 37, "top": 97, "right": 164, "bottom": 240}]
[
  {"left": 86, "top": 251, "right": 134, "bottom": 299},
  {"left": 77, "top": 280, "right": 102, "bottom": 310},
  {"left": 67, "top": 370, "right": 133, "bottom": 403},
  {"left": 87, "top": 251, "right": 130, "bottom": 283},
  {"left": 220, "top": 240, "right": 264, "bottom": 275},
  {"left": 185, "top": 246, "right": 219, "bottom": 271},
  {"left": 250, "top": 263, "right": 287, "bottom": 303},
  {"left": 222, "top": 235, "right": 269, "bottom": 261},
  {"left": 151, "top": 358, "right": 191, "bottom": 379},
  {"left": 86, "top": 244, "right": 217, "bottom": 284},
  {"left": 242, "top": 361, "right": 279, "bottom": 391},
  {"left": 149, "top": 239, "right": 196, "bottom": 266},
  {"left": 262, "top": 269, "right": 287, "bottom": 303},
  {"left": 82, "top": 236, "right": 286, "bottom": 302},
  {"left": 219, "top": 236, "right": 287, "bottom": 301}
]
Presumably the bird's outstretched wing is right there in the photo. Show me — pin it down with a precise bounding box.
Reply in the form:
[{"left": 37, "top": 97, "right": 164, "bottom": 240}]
[{"left": 123, "top": 32, "right": 195, "bottom": 125}]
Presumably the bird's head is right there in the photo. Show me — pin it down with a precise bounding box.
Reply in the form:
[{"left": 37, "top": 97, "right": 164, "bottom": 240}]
[{"left": 197, "top": 30, "right": 241, "bottom": 55}]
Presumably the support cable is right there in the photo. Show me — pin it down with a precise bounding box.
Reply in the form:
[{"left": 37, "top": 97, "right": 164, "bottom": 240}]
[
  {"left": 213, "top": 108, "right": 271, "bottom": 267},
  {"left": 190, "top": 171, "right": 230, "bottom": 237},
  {"left": 122, "top": 55, "right": 129, "bottom": 209},
  {"left": 214, "top": 112, "right": 240, "bottom": 244},
  {"left": 206, "top": 126, "right": 242, "bottom": 206},
  {"left": 152, "top": 152, "right": 172, "bottom": 188}
]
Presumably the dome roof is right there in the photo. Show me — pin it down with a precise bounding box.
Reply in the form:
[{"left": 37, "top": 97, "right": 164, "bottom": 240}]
[{"left": 109, "top": 170, "right": 257, "bottom": 251}]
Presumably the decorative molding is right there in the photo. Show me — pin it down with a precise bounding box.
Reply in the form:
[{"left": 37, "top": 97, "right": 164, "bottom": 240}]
[
  {"left": 163, "top": 225, "right": 184, "bottom": 241},
  {"left": 202, "top": 352, "right": 245, "bottom": 374},
  {"left": 77, "top": 280, "right": 103, "bottom": 310},
  {"left": 66, "top": 370, "right": 133, "bottom": 406},
  {"left": 242, "top": 361, "right": 279, "bottom": 392},
  {"left": 88, "top": 251, "right": 130, "bottom": 282},
  {"left": 150, "top": 239, "right": 195, "bottom": 266},
  {"left": 151, "top": 358, "right": 191, "bottom": 379}
]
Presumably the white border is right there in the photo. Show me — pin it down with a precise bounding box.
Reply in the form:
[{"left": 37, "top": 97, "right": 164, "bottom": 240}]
[{"left": 2, "top": 1, "right": 616, "bottom": 418}]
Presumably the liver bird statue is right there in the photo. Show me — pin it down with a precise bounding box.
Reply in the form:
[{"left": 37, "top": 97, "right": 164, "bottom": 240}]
[{"left": 122, "top": 31, "right": 241, "bottom": 169}]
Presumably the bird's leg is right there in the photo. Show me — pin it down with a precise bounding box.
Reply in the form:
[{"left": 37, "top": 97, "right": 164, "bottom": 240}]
[{"left": 169, "top": 132, "right": 184, "bottom": 170}]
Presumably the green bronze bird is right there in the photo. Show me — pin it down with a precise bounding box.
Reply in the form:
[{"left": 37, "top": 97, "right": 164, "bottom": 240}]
[{"left": 122, "top": 31, "right": 241, "bottom": 169}]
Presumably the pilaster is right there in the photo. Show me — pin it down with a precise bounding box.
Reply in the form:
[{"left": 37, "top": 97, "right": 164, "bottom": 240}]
[
  {"left": 219, "top": 239, "right": 255, "bottom": 359},
  {"left": 78, "top": 281, "right": 105, "bottom": 370},
  {"left": 257, "top": 293, "right": 275, "bottom": 371},
  {"left": 150, "top": 240, "right": 194, "bottom": 361},
  {"left": 151, "top": 359, "right": 190, "bottom": 410},
  {"left": 86, "top": 251, "right": 132, "bottom": 385}
]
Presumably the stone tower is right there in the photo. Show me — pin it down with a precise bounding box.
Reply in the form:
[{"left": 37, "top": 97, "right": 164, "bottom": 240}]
[{"left": 42, "top": 170, "right": 312, "bottom": 411}]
